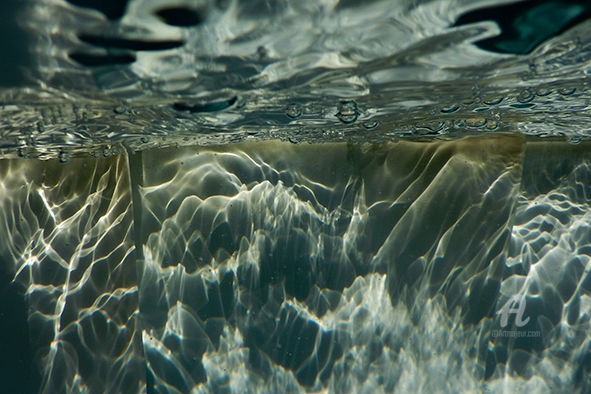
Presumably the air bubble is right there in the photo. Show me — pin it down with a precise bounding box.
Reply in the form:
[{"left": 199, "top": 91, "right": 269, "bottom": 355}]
[
  {"left": 483, "top": 97, "right": 503, "bottom": 106},
  {"left": 362, "top": 120, "right": 379, "bottom": 129},
  {"left": 58, "top": 151, "right": 70, "bottom": 163},
  {"left": 336, "top": 100, "right": 358, "bottom": 124},
  {"left": 440, "top": 104, "right": 459, "bottom": 113},
  {"left": 285, "top": 103, "right": 302, "bottom": 119},
  {"left": 510, "top": 103, "right": 534, "bottom": 109},
  {"left": 558, "top": 87, "right": 576, "bottom": 96},
  {"left": 465, "top": 118, "right": 487, "bottom": 128},
  {"left": 113, "top": 105, "right": 127, "bottom": 114},
  {"left": 490, "top": 111, "right": 501, "bottom": 121},
  {"left": 103, "top": 146, "right": 112, "bottom": 157},
  {"left": 414, "top": 121, "right": 445, "bottom": 134},
  {"left": 568, "top": 136, "right": 582, "bottom": 145},
  {"left": 485, "top": 119, "right": 499, "bottom": 130},
  {"left": 17, "top": 148, "right": 26, "bottom": 158},
  {"left": 322, "top": 129, "right": 344, "bottom": 138},
  {"left": 536, "top": 87, "right": 552, "bottom": 96},
  {"left": 517, "top": 89, "right": 534, "bottom": 103}
]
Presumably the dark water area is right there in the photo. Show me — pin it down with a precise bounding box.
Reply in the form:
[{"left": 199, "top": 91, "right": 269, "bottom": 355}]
[
  {"left": 0, "top": 0, "right": 32, "bottom": 87},
  {"left": 455, "top": 0, "right": 591, "bottom": 54},
  {"left": 0, "top": 262, "right": 39, "bottom": 393},
  {"left": 2, "top": 0, "right": 591, "bottom": 393}
]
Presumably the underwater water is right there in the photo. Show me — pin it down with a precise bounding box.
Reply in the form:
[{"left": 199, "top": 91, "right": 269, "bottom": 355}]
[{"left": 1, "top": 0, "right": 591, "bottom": 392}]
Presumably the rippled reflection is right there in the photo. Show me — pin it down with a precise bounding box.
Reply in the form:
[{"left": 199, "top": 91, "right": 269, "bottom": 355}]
[
  {"left": 1, "top": 137, "right": 590, "bottom": 392},
  {"left": 3, "top": 0, "right": 591, "bottom": 160}
]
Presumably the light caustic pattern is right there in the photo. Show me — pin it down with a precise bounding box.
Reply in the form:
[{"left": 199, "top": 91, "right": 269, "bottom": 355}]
[
  {"left": 1, "top": 137, "right": 591, "bottom": 392},
  {"left": 0, "top": 156, "right": 144, "bottom": 393}
]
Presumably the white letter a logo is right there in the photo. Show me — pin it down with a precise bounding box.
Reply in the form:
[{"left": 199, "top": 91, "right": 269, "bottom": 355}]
[{"left": 497, "top": 295, "right": 530, "bottom": 328}]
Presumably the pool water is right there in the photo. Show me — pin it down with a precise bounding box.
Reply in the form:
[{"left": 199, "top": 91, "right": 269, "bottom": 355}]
[{"left": 1, "top": 0, "right": 591, "bottom": 392}]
